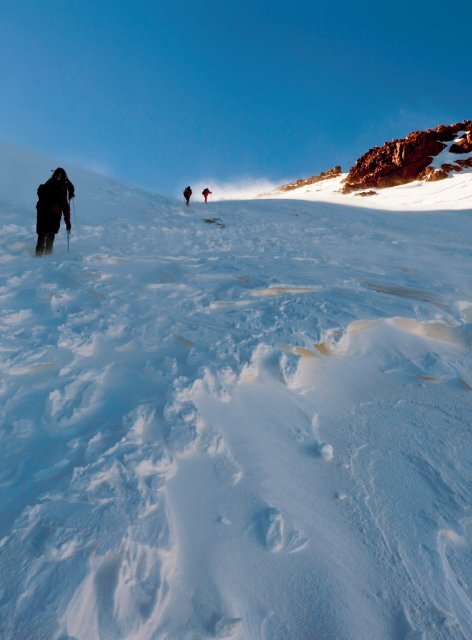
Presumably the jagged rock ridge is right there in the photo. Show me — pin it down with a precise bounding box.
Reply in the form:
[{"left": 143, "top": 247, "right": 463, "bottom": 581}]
[
  {"left": 276, "top": 166, "right": 342, "bottom": 192},
  {"left": 275, "top": 120, "right": 471, "bottom": 196},
  {"left": 342, "top": 120, "right": 472, "bottom": 192}
]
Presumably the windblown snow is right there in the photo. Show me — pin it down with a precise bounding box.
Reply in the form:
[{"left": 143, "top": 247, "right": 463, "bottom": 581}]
[{"left": 0, "top": 144, "right": 471, "bottom": 640}]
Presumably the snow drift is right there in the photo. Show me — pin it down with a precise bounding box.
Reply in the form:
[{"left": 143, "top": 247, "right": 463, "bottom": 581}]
[{"left": 0, "top": 142, "right": 471, "bottom": 640}]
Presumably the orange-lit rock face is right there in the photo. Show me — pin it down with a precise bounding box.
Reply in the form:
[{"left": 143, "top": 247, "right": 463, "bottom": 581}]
[
  {"left": 450, "top": 130, "right": 472, "bottom": 154},
  {"left": 342, "top": 120, "right": 472, "bottom": 192}
]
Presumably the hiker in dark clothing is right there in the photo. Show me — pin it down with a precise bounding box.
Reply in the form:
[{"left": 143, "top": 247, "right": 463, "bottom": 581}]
[
  {"left": 35, "top": 168, "right": 74, "bottom": 256},
  {"left": 202, "top": 187, "right": 212, "bottom": 203},
  {"left": 183, "top": 186, "right": 192, "bottom": 206}
]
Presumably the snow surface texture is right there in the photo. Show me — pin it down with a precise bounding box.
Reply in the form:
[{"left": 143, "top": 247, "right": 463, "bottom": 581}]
[{"left": 0, "top": 144, "right": 471, "bottom": 640}]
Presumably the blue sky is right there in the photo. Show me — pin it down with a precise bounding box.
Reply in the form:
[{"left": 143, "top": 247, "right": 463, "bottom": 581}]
[{"left": 0, "top": 1, "right": 470, "bottom": 196}]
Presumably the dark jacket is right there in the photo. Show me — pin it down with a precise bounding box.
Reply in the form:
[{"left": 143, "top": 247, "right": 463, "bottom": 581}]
[{"left": 36, "top": 178, "right": 72, "bottom": 234}]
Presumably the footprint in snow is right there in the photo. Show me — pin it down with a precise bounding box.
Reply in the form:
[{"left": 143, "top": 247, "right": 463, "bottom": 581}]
[
  {"left": 45, "top": 367, "right": 109, "bottom": 429},
  {"left": 212, "top": 615, "right": 242, "bottom": 638},
  {"left": 257, "top": 507, "right": 308, "bottom": 554}
]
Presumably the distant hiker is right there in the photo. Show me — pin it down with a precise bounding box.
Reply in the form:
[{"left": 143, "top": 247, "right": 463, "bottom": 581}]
[
  {"left": 35, "top": 168, "right": 74, "bottom": 256},
  {"left": 202, "top": 187, "right": 212, "bottom": 203},
  {"left": 183, "top": 186, "right": 192, "bottom": 206}
]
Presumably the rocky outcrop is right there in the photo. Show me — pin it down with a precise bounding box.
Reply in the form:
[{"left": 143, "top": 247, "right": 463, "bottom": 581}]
[
  {"left": 450, "top": 130, "right": 472, "bottom": 153},
  {"left": 342, "top": 120, "right": 472, "bottom": 192},
  {"left": 456, "top": 157, "right": 472, "bottom": 169},
  {"left": 277, "top": 166, "right": 342, "bottom": 192},
  {"left": 354, "top": 190, "right": 377, "bottom": 197},
  {"left": 417, "top": 166, "right": 449, "bottom": 182}
]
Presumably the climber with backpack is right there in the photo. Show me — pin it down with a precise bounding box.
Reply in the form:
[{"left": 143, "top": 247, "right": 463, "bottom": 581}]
[
  {"left": 202, "top": 187, "right": 212, "bottom": 203},
  {"left": 183, "top": 186, "right": 192, "bottom": 206},
  {"left": 35, "top": 168, "right": 75, "bottom": 256}
]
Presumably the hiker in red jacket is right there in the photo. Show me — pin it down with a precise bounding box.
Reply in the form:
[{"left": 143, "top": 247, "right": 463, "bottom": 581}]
[
  {"left": 35, "top": 168, "right": 74, "bottom": 255},
  {"left": 183, "top": 186, "right": 192, "bottom": 206},
  {"left": 202, "top": 187, "right": 212, "bottom": 203}
]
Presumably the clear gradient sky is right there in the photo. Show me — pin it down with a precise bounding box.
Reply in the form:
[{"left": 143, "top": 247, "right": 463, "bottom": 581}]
[{"left": 0, "top": 1, "right": 470, "bottom": 196}]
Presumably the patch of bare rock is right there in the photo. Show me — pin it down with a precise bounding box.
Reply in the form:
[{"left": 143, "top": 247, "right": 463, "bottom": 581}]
[{"left": 276, "top": 166, "right": 342, "bottom": 192}]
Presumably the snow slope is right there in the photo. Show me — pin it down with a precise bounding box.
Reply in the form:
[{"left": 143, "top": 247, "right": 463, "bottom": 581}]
[
  {"left": 259, "top": 170, "right": 472, "bottom": 212},
  {"left": 0, "top": 144, "right": 471, "bottom": 640}
]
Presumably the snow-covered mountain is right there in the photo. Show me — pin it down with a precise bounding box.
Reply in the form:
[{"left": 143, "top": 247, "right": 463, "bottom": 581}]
[
  {"left": 0, "top": 142, "right": 471, "bottom": 640},
  {"left": 264, "top": 166, "right": 472, "bottom": 211},
  {"left": 272, "top": 120, "right": 472, "bottom": 199}
]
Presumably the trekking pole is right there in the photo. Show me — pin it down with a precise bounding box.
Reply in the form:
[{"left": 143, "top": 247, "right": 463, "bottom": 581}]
[{"left": 69, "top": 197, "right": 75, "bottom": 253}]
